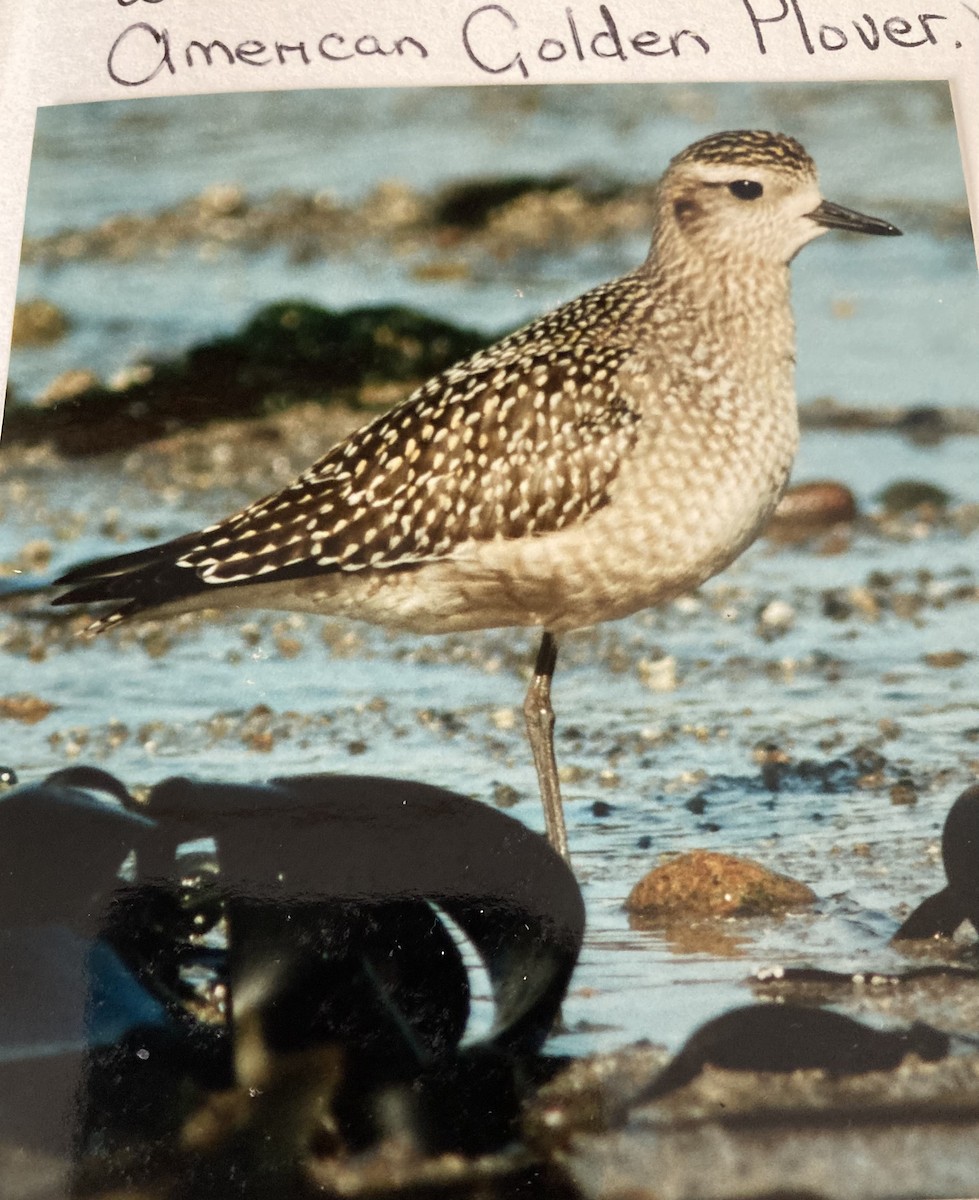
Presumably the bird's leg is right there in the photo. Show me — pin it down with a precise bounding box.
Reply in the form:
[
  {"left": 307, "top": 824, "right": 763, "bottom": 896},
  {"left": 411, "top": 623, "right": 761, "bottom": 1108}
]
[{"left": 523, "top": 630, "right": 570, "bottom": 863}]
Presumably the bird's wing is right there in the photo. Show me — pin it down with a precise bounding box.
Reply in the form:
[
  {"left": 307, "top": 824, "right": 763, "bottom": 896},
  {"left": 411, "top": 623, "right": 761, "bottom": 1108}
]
[
  {"left": 54, "top": 278, "right": 651, "bottom": 622},
  {"left": 177, "top": 336, "right": 642, "bottom": 585}
]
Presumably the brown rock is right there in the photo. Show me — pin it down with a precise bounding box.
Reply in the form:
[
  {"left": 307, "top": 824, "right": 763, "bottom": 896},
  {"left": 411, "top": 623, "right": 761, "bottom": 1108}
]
[
  {"left": 11, "top": 298, "right": 69, "bottom": 346},
  {"left": 924, "top": 650, "right": 970, "bottom": 669},
  {"left": 0, "top": 694, "right": 56, "bottom": 724},
  {"left": 625, "top": 850, "right": 816, "bottom": 918},
  {"left": 766, "top": 481, "right": 857, "bottom": 544}
]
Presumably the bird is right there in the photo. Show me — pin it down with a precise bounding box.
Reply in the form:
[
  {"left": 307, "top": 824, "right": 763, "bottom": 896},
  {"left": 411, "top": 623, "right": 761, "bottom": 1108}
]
[{"left": 53, "top": 130, "right": 901, "bottom": 863}]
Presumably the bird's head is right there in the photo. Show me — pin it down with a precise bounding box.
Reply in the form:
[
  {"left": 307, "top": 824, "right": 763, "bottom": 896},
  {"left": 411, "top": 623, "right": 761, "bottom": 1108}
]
[{"left": 653, "top": 129, "right": 900, "bottom": 270}]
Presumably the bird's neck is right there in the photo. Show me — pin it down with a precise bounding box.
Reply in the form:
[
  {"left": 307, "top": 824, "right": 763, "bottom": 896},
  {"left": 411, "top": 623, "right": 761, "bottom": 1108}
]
[
  {"left": 641, "top": 238, "right": 796, "bottom": 358},
  {"left": 646, "top": 235, "right": 792, "bottom": 315}
]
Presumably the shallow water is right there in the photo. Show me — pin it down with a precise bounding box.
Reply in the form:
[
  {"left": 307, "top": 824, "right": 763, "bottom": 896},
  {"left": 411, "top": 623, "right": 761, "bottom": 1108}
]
[
  {"left": 1, "top": 427, "right": 976, "bottom": 1055},
  {"left": 9, "top": 82, "right": 978, "bottom": 408},
  {"left": 2, "top": 82, "right": 978, "bottom": 1057}
]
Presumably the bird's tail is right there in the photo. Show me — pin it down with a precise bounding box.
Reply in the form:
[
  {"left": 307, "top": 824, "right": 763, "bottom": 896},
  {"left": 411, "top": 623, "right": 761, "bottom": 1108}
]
[{"left": 52, "top": 533, "right": 211, "bottom": 632}]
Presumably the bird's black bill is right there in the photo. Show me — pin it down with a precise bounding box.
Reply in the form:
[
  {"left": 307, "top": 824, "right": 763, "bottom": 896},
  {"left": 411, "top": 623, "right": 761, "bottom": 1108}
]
[{"left": 808, "top": 199, "right": 902, "bottom": 237}]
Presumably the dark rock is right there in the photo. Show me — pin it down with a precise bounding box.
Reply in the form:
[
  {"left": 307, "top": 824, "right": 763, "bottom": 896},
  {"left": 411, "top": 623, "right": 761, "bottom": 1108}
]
[
  {"left": 635, "top": 1004, "right": 949, "bottom": 1103},
  {"left": 433, "top": 172, "right": 624, "bottom": 230},
  {"left": 878, "top": 479, "right": 951, "bottom": 514},
  {"left": 4, "top": 302, "right": 491, "bottom": 456},
  {"left": 895, "top": 784, "right": 979, "bottom": 941},
  {"left": 896, "top": 406, "right": 953, "bottom": 444},
  {"left": 435, "top": 174, "right": 579, "bottom": 229}
]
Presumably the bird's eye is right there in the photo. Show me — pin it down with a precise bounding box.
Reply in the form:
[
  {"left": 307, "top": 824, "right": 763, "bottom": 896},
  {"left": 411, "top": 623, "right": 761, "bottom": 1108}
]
[{"left": 728, "top": 180, "right": 764, "bottom": 201}]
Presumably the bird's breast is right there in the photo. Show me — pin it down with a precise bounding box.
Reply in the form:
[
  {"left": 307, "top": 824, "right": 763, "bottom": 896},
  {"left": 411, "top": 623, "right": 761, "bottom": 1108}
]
[{"left": 455, "top": 363, "right": 799, "bottom": 633}]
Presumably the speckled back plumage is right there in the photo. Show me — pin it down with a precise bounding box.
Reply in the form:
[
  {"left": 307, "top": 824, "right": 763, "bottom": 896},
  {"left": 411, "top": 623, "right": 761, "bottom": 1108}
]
[
  {"left": 55, "top": 131, "right": 829, "bottom": 634},
  {"left": 189, "top": 289, "right": 646, "bottom": 582}
]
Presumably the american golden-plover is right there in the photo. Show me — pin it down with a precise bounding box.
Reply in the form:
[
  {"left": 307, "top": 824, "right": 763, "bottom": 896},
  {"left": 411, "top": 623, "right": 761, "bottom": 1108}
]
[{"left": 54, "top": 130, "right": 900, "bottom": 861}]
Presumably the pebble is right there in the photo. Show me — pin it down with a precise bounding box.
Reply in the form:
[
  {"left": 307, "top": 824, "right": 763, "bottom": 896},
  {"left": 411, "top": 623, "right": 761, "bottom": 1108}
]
[
  {"left": 492, "top": 782, "right": 520, "bottom": 808},
  {"left": 198, "top": 182, "right": 248, "bottom": 218},
  {"left": 878, "top": 479, "right": 951, "bottom": 515},
  {"left": 108, "top": 363, "right": 155, "bottom": 392},
  {"left": 752, "top": 741, "right": 792, "bottom": 790},
  {"left": 0, "top": 694, "right": 56, "bottom": 725},
  {"left": 889, "top": 779, "right": 918, "bottom": 807},
  {"left": 924, "top": 650, "right": 970, "bottom": 669},
  {"left": 13, "top": 539, "right": 53, "bottom": 572},
  {"left": 243, "top": 730, "right": 275, "bottom": 753},
  {"left": 273, "top": 634, "right": 303, "bottom": 659},
  {"left": 410, "top": 258, "right": 472, "bottom": 283},
  {"left": 491, "top": 707, "right": 517, "bottom": 731},
  {"left": 37, "top": 368, "right": 101, "bottom": 407},
  {"left": 637, "top": 654, "right": 678, "bottom": 692},
  {"left": 757, "top": 599, "right": 796, "bottom": 637},
  {"left": 766, "top": 480, "right": 857, "bottom": 543},
  {"left": 11, "top": 298, "right": 69, "bottom": 346},
  {"left": 822, "top": 585, "right": 881, "bottom": 622}
]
